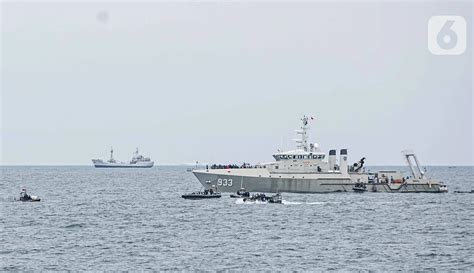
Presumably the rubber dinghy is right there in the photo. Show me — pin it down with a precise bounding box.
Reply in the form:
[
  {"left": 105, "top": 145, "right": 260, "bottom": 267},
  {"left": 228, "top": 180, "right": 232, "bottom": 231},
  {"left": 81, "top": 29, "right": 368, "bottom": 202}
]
[
  {"left": 16, "top": 188, "right": 41, "bottom": 202},
  {"left": 182, "top": 189, "right": 221, "bottom": 199},
  {"left": 230, "top": 188, "right": 250, "bottom": 198},
  {"left": 353, "top": 182, "right": 367, "bottom": 192},
  {"left": 242, "top": 193, "right": 282, "bottom": 204}
]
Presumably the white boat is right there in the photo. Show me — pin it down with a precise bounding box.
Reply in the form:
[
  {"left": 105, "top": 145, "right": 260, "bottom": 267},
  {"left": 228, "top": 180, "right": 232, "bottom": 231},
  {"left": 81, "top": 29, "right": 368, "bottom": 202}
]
[{"left": 92, "top": 147, "right": 154, "bottom": 168}]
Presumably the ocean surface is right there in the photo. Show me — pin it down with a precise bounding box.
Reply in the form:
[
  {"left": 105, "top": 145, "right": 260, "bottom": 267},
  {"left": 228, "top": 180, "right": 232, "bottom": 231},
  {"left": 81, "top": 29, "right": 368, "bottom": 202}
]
[{"left": 0, "top": 166, "right": 473, "bottom": 271}]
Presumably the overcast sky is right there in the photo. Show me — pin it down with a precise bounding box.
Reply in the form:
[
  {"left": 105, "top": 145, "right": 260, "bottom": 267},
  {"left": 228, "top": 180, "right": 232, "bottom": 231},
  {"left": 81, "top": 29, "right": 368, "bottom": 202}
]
[{"left": 1, "top": 1, "right": 472, "bottom": 165}]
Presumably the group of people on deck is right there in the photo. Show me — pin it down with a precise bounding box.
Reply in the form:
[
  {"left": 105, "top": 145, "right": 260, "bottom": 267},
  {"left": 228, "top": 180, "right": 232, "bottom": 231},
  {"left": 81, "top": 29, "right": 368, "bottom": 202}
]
[
  {"left": 209, "top": 163, "right": 254, "bottom": 169},
  {"left": 372, "top": 175, "right": 411, "bottom": 184}
]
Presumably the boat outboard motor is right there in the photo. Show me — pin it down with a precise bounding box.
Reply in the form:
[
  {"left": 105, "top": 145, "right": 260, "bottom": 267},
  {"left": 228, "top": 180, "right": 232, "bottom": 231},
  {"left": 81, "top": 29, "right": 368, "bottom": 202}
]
[
  {"left": 340, "top": 149, "right": 348, "bottom": 175},
  {"left": 329, "top": 150, "right": 336, "bottom": 171},
  {"left": 353, "top": 157, "right": 366, "bottom": 172}
]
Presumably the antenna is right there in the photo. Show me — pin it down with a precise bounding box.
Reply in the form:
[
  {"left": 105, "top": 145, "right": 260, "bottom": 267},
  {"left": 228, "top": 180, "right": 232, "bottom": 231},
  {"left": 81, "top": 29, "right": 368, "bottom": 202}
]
[{"left": 296, "top": 115, "right": 313, "bottom": 151}]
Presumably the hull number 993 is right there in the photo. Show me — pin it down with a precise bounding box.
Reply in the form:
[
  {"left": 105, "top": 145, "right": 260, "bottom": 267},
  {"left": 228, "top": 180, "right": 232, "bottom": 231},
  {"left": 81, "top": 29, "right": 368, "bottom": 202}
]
[{"left": 217, "top": 178, "right": 233, "bottom": 187}]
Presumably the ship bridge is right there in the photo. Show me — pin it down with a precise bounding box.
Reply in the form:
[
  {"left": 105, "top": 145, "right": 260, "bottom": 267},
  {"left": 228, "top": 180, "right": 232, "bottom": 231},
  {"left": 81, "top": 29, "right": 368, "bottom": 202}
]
[
  {"left": 273, "top": 150, "right": 326, "bottom": 161},
  {"left": 266, "top": 116, "right": 330, "bottom": 173}
]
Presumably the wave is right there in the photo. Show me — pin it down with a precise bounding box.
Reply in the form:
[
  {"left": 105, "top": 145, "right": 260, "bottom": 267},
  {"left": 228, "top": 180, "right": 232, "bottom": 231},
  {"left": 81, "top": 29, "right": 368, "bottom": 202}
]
[
  {"left": 63, "top": 223, "right": 85, "bottom": 229},
  {"left": 235, "top": 199, "right": 329, "bottom": 205},
  {"left": 282, "top": 201, "right": 330, "bottom": 205}
]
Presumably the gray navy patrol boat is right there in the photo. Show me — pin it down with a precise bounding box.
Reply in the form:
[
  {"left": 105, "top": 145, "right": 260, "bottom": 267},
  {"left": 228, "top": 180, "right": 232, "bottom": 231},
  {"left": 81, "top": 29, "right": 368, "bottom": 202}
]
[{"left": 193, "top": 116, "right": 448, "bottom": 193}]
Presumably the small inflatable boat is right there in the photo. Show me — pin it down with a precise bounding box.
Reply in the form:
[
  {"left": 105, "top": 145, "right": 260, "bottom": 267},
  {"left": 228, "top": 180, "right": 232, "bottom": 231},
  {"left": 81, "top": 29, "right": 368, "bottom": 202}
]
[
  {"left": 230, "top": 188, "right": 250, "bottom": 198},
  {"left": 242, "top": 193, "right": 282, "bottom": 204},
  {"left": 353, "top": 182, "right": 367, "bottom": 192},
  {"left": 16, "top": 189, "right": 41, "bottom": 202},
  {"left": 182, "top": 189, "right": 221, "bottom": 199}
]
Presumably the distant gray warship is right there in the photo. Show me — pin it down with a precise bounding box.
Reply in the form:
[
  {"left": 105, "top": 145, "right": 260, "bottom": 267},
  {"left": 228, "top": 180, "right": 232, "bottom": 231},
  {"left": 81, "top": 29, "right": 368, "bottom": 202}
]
[
  {"left": 92, "top": 147, "right": 154, "bottom": 168},
  {"left": 193, "top": 116, "right": 448, "bottom": 193}
]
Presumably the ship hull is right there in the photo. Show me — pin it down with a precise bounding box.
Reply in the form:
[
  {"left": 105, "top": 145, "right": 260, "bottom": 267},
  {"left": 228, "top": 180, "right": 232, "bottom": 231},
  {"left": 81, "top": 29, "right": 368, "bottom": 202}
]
[
  {"left": 193, "top": 169, "right": 353, "bottom": 193},
  {"left": 193, "top": 169, "right": 446, "bottom": 193},
  {"left": 92, "top": 161, "right": 154, "bottom": 168}
]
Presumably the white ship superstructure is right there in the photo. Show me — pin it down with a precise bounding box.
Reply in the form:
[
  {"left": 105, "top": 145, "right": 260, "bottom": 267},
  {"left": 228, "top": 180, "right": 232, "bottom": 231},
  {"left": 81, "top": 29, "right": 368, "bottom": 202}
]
[
  {"left": 92, "top": 147, "right": 154, "bottom": 168},
  {"left": 193, "top": 116, "right": 447, "bottom": 193}
]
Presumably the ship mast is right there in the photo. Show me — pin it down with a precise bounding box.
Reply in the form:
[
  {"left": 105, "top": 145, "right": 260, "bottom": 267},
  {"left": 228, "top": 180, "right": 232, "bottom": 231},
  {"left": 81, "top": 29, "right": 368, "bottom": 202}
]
[
  {"left": 110, "top": 146, "right": 114, "bottom": 161},
  {"left": 296, "top": 115, "right": 311, "bottom": 151}
]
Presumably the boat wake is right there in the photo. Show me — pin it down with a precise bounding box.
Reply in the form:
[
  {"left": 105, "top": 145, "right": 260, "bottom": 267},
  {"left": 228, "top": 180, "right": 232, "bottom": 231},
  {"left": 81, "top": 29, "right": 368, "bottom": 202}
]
[
  {"left": 281, "top": 200, "right": 302, "bottom": 205},
  {"left": 282, "top": 201, "right": 329, "bottom": 205},
  {"left": 235, "top": 198, "right": 268, "bottom": 205},
  {"left": 234, "top": 199, "right": 329, "bottom": 205}
]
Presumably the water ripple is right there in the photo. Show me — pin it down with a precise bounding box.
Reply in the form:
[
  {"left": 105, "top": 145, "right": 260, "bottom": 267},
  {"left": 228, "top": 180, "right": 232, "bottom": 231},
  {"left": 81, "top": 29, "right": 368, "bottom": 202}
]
[{"left": 0, "top": 166, "right": 473, "bottom": 271}]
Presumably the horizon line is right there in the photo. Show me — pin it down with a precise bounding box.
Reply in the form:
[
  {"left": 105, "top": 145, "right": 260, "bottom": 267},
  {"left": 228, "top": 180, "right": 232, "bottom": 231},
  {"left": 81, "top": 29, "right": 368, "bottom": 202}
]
[{"left": 1, "top": 164, "right": 473, "bottom": 167}]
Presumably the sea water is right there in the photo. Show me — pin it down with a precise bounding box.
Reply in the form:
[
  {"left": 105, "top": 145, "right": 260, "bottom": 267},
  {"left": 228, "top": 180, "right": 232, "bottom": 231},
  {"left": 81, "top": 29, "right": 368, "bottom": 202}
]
[{"left": 0, "top": 166, "right": 472, "bottom": 271}]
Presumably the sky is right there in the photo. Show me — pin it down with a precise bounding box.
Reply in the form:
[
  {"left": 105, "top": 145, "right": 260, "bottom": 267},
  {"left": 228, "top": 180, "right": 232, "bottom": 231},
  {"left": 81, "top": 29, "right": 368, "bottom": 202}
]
[{"left": 1, "top": 1, "right": 472, "bottom": 166}]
